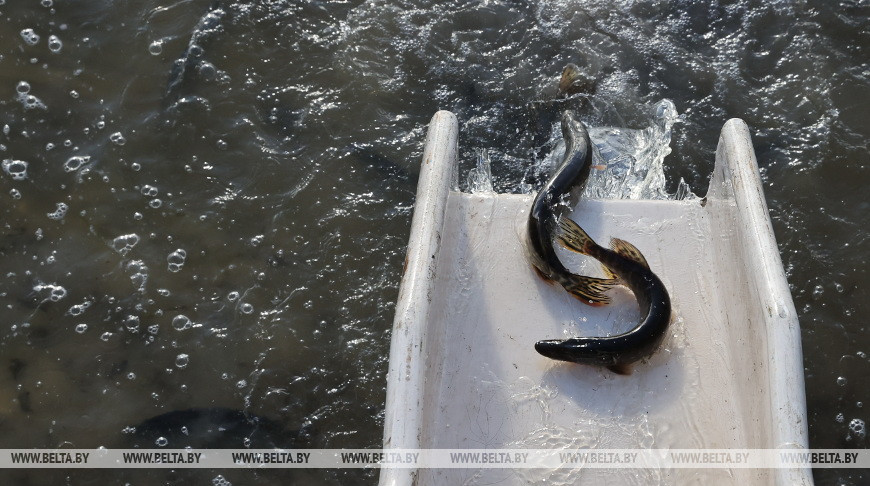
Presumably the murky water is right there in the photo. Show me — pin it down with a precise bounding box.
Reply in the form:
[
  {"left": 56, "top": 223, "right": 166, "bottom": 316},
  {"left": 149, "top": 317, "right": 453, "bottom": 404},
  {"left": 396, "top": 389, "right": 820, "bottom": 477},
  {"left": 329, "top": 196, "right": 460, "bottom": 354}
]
[{"left": 0, "top": 1, "right": 866, "bottom": 485}]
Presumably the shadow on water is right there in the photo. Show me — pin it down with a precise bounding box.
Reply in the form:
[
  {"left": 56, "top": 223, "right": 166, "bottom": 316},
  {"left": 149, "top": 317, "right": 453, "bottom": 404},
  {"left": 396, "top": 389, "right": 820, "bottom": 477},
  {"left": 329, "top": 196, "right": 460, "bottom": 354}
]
[{"left": 129, "top": 407, "right": 308, "bottom": 449}]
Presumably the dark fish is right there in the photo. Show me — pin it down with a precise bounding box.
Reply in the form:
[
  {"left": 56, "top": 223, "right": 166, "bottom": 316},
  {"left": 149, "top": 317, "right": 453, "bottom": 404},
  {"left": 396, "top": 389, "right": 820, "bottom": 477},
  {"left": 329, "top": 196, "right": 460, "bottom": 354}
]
[
  {"left": 525, "top": 110, "right": 599, "bottom": 298},
  {"left": 534, "top": 218, "right": 672, "bottom": 375},
  {"left": 526, "top": 63, "right": 596, "bottom": 157},
  {"left": 131, "top": 407, "right": 299, "bottom": 449},
  {"left": 558, "top": 63, "right": 596, "bottom": 96},
  {"left": 526, "top": 65, "right": 671, "bottom": 375}
]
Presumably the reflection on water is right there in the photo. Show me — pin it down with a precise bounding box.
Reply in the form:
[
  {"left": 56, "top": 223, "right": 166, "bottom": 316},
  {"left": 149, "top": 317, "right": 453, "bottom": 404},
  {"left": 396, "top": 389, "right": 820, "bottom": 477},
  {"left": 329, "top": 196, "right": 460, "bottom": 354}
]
[{"left": 0, "top": 0, "right": 866, "bottom": 485}]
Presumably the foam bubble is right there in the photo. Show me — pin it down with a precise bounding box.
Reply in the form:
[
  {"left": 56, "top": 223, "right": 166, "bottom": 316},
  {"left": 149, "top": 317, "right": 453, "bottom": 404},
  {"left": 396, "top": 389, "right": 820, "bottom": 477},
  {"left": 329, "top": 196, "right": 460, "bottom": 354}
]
[
  {"left": 198, "top": 62, "right": 217, "bottom": 81},
  {"left": 64, "top": 155, "right": 90, "bottom": 172},
  {"left": 849, "top": 418, "right": 866, "bottom": 440},
  {"left": 175, "top": 353, "right": 190, "bottom": 368},
  {"left": 155, "top": 437, "right": 168, "bottom": 447},
  {"left": 16, "top": 81, "right": 46, "bottom": 110},
  {"left": 149, "top": 40, "right": 163, "bottom": 55},
  {"left": 212, "top": 474, "right": 232, "bottom": 486},
  {"left": 67, "top": 300, "right": 92, "bottom": 316},
  {"left": 112, "top": 233, "right": 139, "bottom": 255},
  {"left": 240, "top": 303, "right": 254, "bottom": 314},
  {"left": 172, "top": 314, "right": 191, "bottom": 331},
  {"left": 20, "top": 29, "right": 40, "bottom": 46},
  {"left": 148, "top": 198, "right": 162, "bottom": 208},
  {"left": 18, "top": 92, "right": 47, "bottom": 110},
  {"left": 110, "top": 132, "right": 126, "bottom": 145},
  {"left": 47, "top": 35, "right": 62, "bottom": 53},
  {"left": 2, "top": 159, "right": 28, "bottom": 180},
  {"left": 140, "top": 185, "right": 158, "bottom": 197},
  {"left": 34, "top": 283, "right": 66, "bottom": 302},
  {"left": 47, "top": 202, "right": 69, "bottom": 220},
  {"left": 167, "top": 249, "right": 186, "bottom": 272},
  {"left": 123, "top": 315, "right": 140, "bottom": 332},
  {"left": 125, "top": 260, "right": 148, "bottom": 291},
  {"left": 10, "top": 188, "right": 21, "bottom": 199},
  {"left": 74, "top": 323, "right": 88, "bottom": 334}
]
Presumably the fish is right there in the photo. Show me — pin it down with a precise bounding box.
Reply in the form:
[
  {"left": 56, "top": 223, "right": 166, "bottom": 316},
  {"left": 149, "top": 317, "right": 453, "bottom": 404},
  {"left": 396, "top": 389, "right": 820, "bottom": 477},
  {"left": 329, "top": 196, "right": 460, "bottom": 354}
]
[
  {"left": 130, "top": 407, "right": 301, "bottom": 449},
  {"left": 526, "top": 65, "right": 671, "bottom": 375},
  {"left": 525, "top": 109, "right": 602, "bottom": 300},
  {"left": 532, "top": 218, "right": 672, "bottom": 375},
  {"left": 526, "top": 64, "right": 596, "bottom": 163}
]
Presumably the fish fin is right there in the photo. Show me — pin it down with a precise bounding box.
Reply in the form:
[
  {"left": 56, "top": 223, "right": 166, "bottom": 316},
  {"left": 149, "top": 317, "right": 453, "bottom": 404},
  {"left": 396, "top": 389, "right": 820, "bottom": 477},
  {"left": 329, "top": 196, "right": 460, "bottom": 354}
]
[
  {"left": 610, "top": 237, "right": 650, "bottom": 269},
  {"left": 558, "top": 63, "right": 581, "bottom": 93},
  {"left": 557, "top": 218, "right": 596, "bottom": 255},
  {"left": 607, "top": 363, "right": 632, "bottom": 375},
  {"left": 564, "top": 276, "right": 617, "bottom": 306},
  {"left": 600, "top": 262, "right": 619, "bottom": 281},
  {"left": 558, "top": 63, "right": 595, "bottom": 96}
]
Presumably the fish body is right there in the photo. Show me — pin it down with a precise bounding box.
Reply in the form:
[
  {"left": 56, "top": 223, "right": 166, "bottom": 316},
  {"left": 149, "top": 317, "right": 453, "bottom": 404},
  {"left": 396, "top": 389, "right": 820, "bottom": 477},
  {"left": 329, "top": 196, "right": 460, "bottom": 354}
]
[
  {"left": 525, "top": 110, "right": 595, "bottom": 291},
  {"left": 533, "top": 218, "right": 672, "bottom": 374}
]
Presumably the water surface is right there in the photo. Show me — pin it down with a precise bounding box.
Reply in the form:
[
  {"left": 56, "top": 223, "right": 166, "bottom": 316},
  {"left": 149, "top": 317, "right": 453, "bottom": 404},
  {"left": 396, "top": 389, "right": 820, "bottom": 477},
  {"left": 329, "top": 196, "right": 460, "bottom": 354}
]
[{"left": 0, "top": 1, "right": 866, "bottom": 485}]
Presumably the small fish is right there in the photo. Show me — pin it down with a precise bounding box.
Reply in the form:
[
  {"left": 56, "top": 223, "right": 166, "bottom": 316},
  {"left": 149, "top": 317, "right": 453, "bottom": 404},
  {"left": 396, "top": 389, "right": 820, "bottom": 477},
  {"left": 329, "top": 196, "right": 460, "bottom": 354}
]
[
  {"left": 558, "top": 63, "right": 596, "bottom": 95},
  {"left": 526, "top": 64, "right": 596, "bottom": 160},
  {"left": 533, "top": 218, "right": 672, "bottom": 375}
]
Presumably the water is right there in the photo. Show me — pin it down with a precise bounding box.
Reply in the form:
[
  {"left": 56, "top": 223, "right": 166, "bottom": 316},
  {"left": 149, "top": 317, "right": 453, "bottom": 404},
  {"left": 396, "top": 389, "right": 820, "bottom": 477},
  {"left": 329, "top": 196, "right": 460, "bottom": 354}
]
[{"left": 0, "top": 1, "right": 866, "bottom": 485}]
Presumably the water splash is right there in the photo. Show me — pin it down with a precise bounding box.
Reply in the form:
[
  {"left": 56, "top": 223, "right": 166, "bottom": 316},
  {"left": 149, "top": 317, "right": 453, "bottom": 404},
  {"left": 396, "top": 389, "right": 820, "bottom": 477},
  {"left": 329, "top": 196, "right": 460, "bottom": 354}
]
[
  {"left": 585, "top": 99, "right": 689, "bottom": 200},
  {"left": 467, "top": 149, "right": 494, "bottom": 194},
  {"left": 471, "top": 99, "right": 690, "bottom": 200}
]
